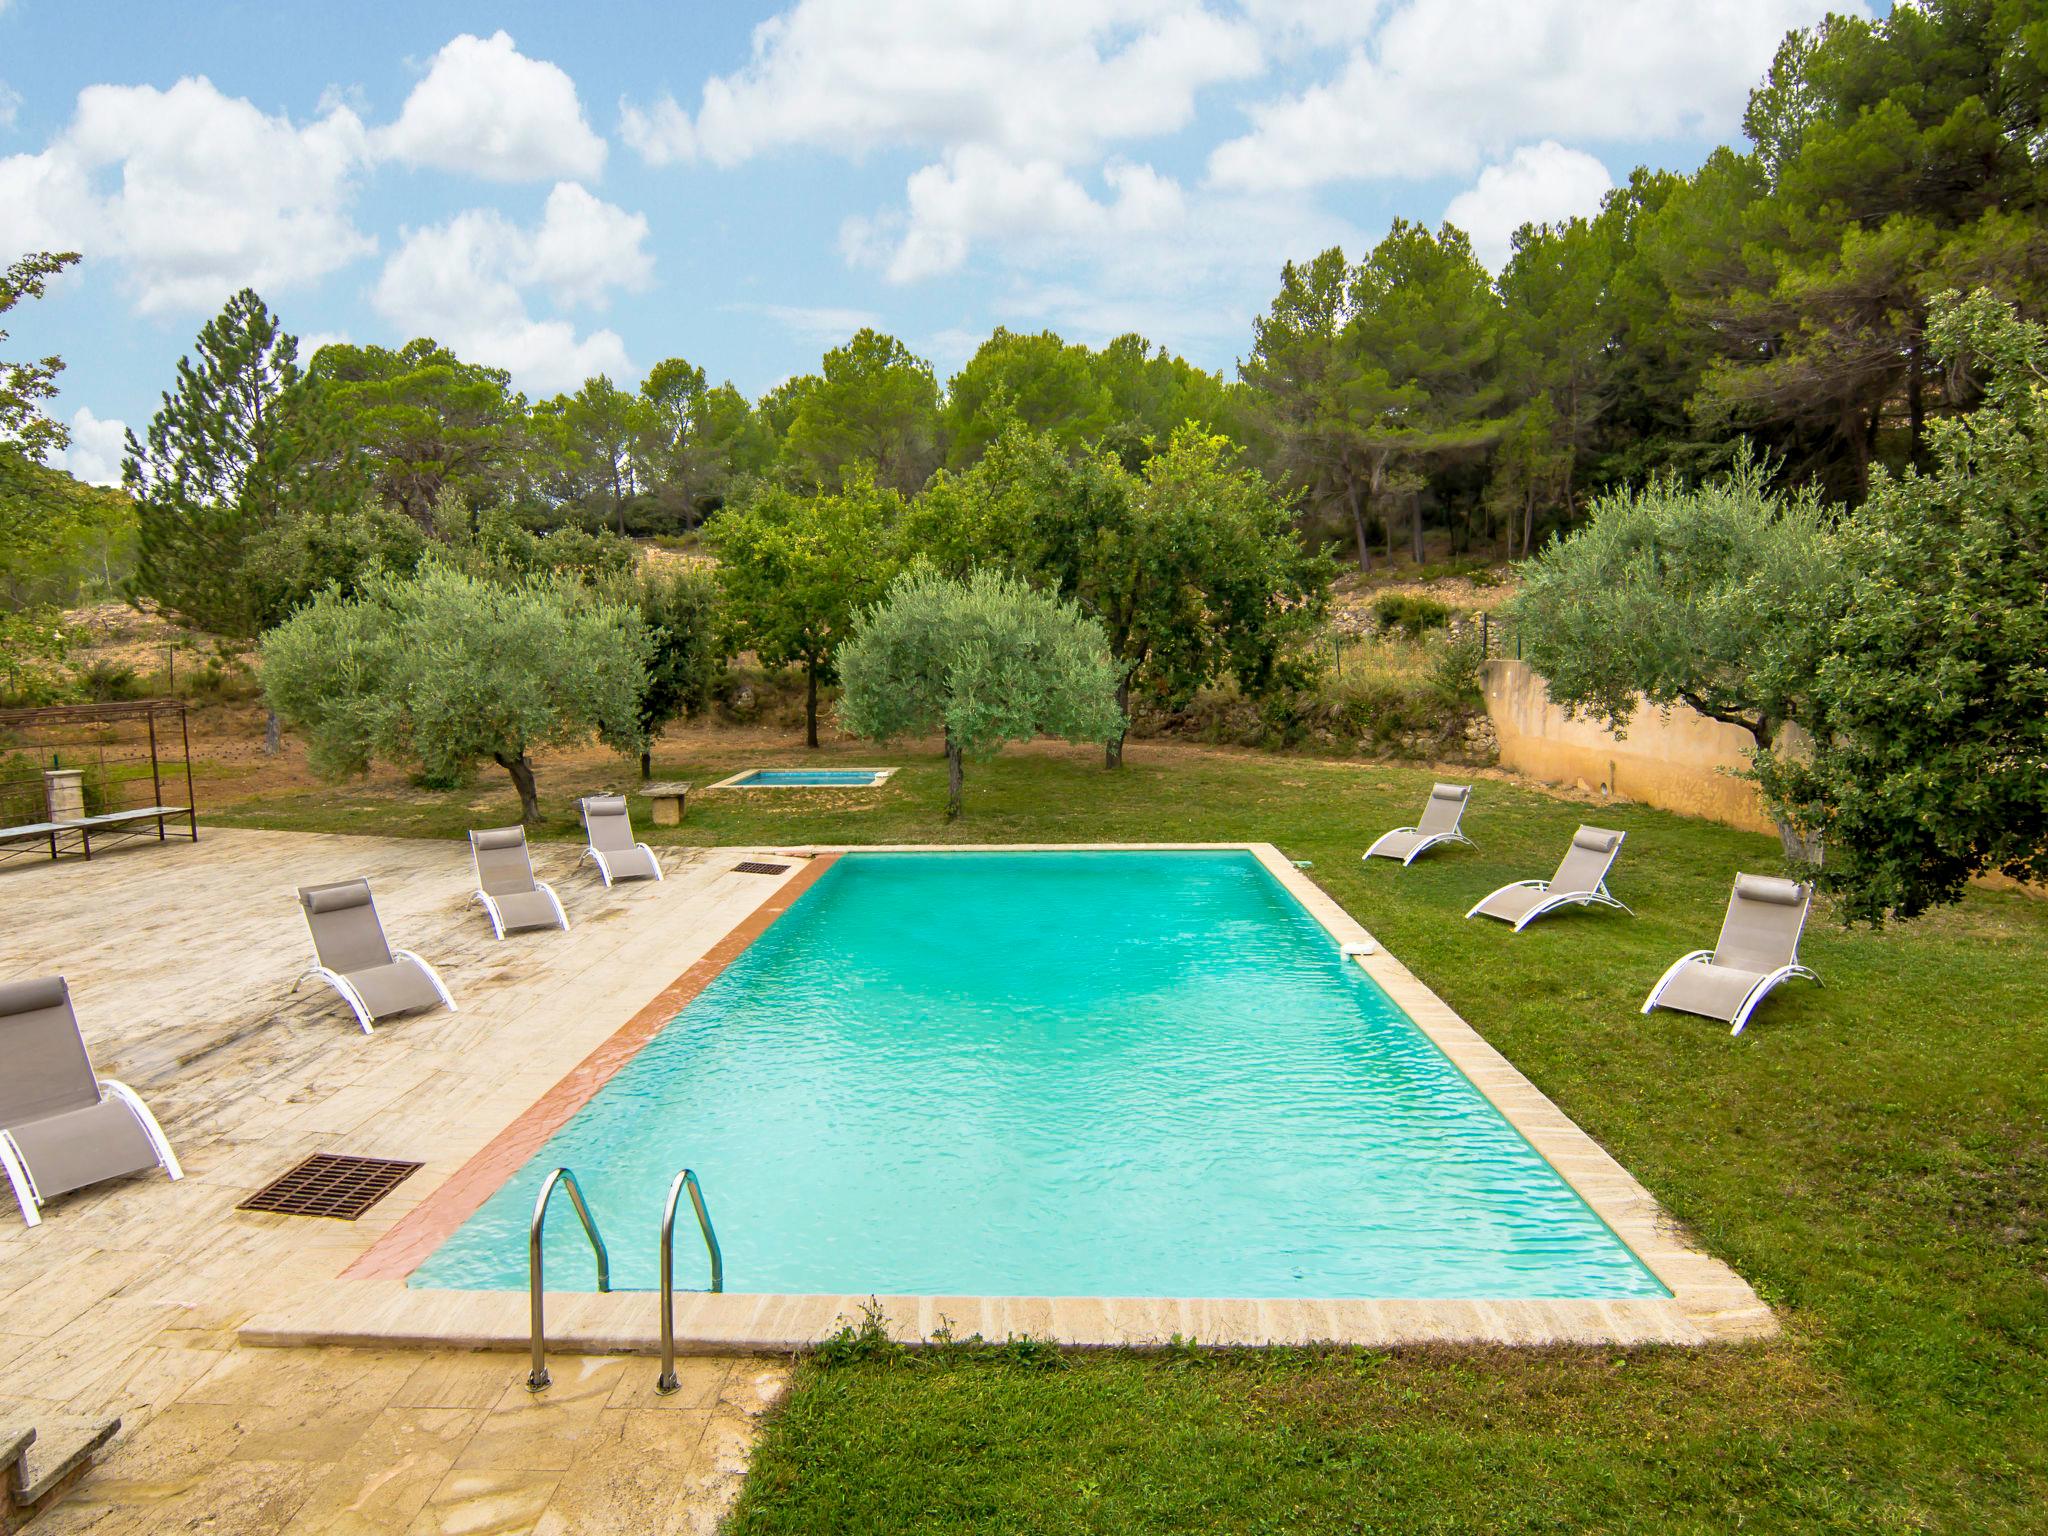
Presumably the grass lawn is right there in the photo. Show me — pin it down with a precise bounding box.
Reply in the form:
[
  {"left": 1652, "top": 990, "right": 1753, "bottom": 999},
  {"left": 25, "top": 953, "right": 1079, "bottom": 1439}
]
[{"left": 214, "top": 740, "right": 2048, "bottom": 1532}]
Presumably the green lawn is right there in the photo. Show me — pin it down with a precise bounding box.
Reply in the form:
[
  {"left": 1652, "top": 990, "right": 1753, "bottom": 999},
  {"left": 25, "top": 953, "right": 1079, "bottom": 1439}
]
[{"left": 215, "top": 743, "right": 2048, "bottom": 1532}]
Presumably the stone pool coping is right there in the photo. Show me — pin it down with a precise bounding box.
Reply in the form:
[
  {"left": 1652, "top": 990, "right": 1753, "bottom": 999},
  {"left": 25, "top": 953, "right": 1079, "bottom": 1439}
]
[
  {"left": 241, "top": 841, "right": 1775, "bottom": 1354},
  {"left": 702, "top": 768, "right": 898, "bottom": 790}
]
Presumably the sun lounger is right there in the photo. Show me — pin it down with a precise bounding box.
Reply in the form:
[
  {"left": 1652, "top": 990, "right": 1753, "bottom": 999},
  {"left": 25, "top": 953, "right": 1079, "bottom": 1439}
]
[
  {"left": 579, "top": 796, "right": 662, "bottom": 886},
  {"left": 470, "top": 827, "right": 569, "bottom": 939},
  {"left": 0, "top": 976, "right": 182, "bottom": 1228},
  {"left": 1363, "top": 783, "right": 1474, "bottom": 865},
  {"left": 293, "top": 878, "right": 456, "bottom": 1033},
  {"left": 1466, "top": 826, "right": 1632, "bottom": 931},
  {"left": 1642, "top": 873, "right": 1821, "bottom": 1035}
]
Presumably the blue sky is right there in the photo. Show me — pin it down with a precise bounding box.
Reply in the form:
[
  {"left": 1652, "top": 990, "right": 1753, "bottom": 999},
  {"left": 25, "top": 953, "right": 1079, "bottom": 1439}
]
[{"left": 1, "top": 0, "right": 1868, "bottom": 482}]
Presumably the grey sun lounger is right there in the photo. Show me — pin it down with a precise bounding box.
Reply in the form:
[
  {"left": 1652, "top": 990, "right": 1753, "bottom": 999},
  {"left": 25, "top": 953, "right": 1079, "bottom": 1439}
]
[
  {"left": 294, "top": 878, "right": 456, "bottom": 1034},
  {"left": 470, "top": 827, "right": 569, "bottom": 939},
  {"left": 1467, "top": 825, "right": 1632, "bottom": 931},
  {"left": 1642, "top": 873, "right": 1821, "bottom": 1036},
  {"left": 1, "top": 976, "right": 182, "bottom": 1228},
  {"left": 1364, "top": 783, "right": 1474, "bottom": 865},
  {"left": 579, "top": 796, "right": 662, "bottom": 887}
]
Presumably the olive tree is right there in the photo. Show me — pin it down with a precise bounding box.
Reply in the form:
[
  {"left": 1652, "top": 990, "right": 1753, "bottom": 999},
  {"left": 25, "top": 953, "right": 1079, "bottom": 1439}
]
[
  {"left": 837, "top": 568, "right": 1123, "bottom": 817},
  {"left": 1509, "top": 449, "right": 1839, "bottom": 856},
  {"left": 1755, "top": 290, "right": 2048, "bottom": 922},
  {"left": 261, "top": 563, "right": 650, "bottom": 822}
]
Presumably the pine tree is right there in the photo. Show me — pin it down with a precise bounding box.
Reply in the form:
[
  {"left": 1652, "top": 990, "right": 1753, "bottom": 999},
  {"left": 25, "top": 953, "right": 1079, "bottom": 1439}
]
[
  {"left": 125, "top": 289, "right": 301, "bottom": 641},
  {"left": 1343, "top": 221, "right": 1510, "bottom": 564}
]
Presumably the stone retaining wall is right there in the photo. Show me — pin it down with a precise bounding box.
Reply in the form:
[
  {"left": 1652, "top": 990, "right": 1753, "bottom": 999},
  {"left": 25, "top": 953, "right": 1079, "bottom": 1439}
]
[{"left": 1482, "top": 658, "right": 1781, "bottom": 833}]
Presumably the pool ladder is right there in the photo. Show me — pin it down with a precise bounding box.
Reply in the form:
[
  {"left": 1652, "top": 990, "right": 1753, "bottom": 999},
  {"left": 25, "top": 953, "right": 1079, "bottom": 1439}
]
[
  {"left": 527, "top": 1168, "right": 610, "bottom": 1391},
  {"left": 657, "top": 1169, "right": 723, "bottom": 1394},
  {"left": 524, "top": 1165, "right": 723, "bottom": 1395}
]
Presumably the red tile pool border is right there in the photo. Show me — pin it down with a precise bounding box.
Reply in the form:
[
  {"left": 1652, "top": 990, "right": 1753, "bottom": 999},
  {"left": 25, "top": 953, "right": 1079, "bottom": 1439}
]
[{"left": 345, "top": 852, "right": 840, "bottom": 1281}]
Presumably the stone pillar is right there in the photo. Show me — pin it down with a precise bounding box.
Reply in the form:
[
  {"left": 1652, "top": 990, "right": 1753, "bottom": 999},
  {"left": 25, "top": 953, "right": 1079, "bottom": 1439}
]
[{"left": 44, "top": 768, "right": 85, "bottom": 823}]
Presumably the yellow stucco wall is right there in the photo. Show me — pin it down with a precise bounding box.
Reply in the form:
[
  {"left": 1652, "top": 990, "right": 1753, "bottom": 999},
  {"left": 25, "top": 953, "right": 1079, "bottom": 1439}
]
[{"left": 1482, "top": 659, "right": 1776, "bottom": 834}]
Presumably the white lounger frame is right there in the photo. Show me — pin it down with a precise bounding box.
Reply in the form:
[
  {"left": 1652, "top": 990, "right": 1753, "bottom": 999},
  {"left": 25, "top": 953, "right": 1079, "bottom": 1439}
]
[
  {"left": 1641, "top": 874, "right": 1823, "bottom": 1036},
  {"left": 1465, "top": 878, "right": 1633, "bottom": 931},
  {"left": 1363, "top": 825, "right": 1474, "bottom": 865},
  {"left": 290, "top": 894, "right": 457, "bottom": 1034},
  {"left": 471, "top": 886, "right": 569, "bottom": 940},
  {"left": 577, "top": 835, "right": 663, "bottom": 884},
  {"left": 470, "top": 836, "right": 570, "bottom": 940},
  {"left": 1642, "top": 952, "right": 1822, "bottom": 1037},
  {"left": 581, "top": 842, "right": 664, "bottom": 887},
  {"left": 1465, "top": 829, "right": 1632, "bottom": 932},
  {"left": 2, "top": 1083, "right": 183, "bottom": 1230}
]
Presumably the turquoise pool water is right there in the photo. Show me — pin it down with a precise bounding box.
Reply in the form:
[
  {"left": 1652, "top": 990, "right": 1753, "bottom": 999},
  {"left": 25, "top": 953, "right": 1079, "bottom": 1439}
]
[
  {"left": 413, "top": 851, "right": 1666, "bottom": 1299},
  {"left": 729, "top": 769, "right": 886, "bottom": 787}
]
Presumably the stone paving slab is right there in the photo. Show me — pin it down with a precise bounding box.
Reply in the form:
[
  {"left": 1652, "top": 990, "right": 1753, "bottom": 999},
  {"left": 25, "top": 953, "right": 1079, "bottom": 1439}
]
[{"left": 2, "top": 827, "right": 797, "bottom": 1532}]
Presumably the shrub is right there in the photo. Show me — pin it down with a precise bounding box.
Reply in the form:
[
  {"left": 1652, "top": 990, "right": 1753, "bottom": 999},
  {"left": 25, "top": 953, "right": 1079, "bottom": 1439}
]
[
  {"left": 1427, "top": 629, "right": 1485, "bottom": 703},
  {"left": 76, "top": 658, "right": 143, "bottom": 702},
  {"left": 1371, "top": 593, "right": 1453, "bottom": 637}
]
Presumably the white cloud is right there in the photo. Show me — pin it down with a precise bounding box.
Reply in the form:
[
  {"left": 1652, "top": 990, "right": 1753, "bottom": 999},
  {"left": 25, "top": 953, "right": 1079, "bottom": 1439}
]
[
  {"left": 738, "top": 303, "right": 884, "bottom": 347},
  {"left": 844, "top": 147, "right": 1186, "bottom": 282},
  {"left": 618, "top": 95, "right": 694, "bottom": 167},
  {"left": 44, "top": 406, "right": 128, "bottom": 487},
  {"left": 626, "top": 1, "right": 1262, "bottom": 168},
  {"left": 995, "top": 186, "right": 1362, "bottom": 351},
  {"left": 923, "top": 326, "right": 984, "bottom": 372},
  {"left": 1238, "top": 0, "right": 1390, "bottom": 49},
  {"left": 374, "top": 31, "right": 605, "bottom": 182},
  {"left": 1210, "top": 0, "right": 1864, "bottom": 190},
  {"left": 524, "top": 182, "right": 652, "bottom": 306},
  {"left": 0, "top": 81, "right": 21, "bottom": 130},
  {"left": 372, "top": 183, "right": 651, "bottom": 392},
  {"left": 1445, "top": 141, "right": 1613, "bottom": 269},
  {"left": 295, "top": 329, "right": 351, "bottom": 360},
  {"left": 0, "top": 77, "right": 372, "bottom": 314}
]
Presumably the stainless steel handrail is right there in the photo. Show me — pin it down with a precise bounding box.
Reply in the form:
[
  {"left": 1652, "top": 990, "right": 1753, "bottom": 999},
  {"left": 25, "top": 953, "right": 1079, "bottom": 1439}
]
[
  {"left": 656, "top": 1168, "right": 723, "bottom": 1394},
  {"left": 528, "top": 1166, "right": 610, "bottom": 1391}
]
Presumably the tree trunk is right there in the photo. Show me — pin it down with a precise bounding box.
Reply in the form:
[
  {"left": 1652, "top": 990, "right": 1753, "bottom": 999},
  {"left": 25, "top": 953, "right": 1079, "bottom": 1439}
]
[
  {"left": 639, "top": 746, "right": 652, "bottom": 780},
  {"left": 1410, "top": 493, "right": 1425, "bottom": 566},
  {"left": 495, "top": 751, "right": 542, "bottom": 824},
  {"left": 1522, "top": 489, "right": 1536, "bottom": 562},
  {"left": 804, "top": 662, "right": 820, "bottom": 749},
  {"left": 1105, "top": 674, "right": 1132, "bottom": 769},
  {"left": 1347, "top": 480, "right": 1372, "bottom": 573},
  {"left": 1739, "top": 715, "right": 1822, "bottom": 865},
  {"left": 1563, "top": 377, "right": 1579, "bottom": 520},
  {"left": 1907, "top": 335, "right": 1925, "bottom": 465},
  {"left": 263, "top": 708, "right": 281, "bottom": 756},
  {"left": 944, "top": 731, "right": 964, "bottom": 819},
  {"left": 1365, "top": 455, "right": 1394, "bottom": 566}
]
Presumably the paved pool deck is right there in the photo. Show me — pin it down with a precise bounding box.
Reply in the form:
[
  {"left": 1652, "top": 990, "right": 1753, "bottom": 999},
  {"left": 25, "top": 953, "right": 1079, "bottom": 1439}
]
[{"left": 2, "top": 828, "right": 796, "bottom": 1533}]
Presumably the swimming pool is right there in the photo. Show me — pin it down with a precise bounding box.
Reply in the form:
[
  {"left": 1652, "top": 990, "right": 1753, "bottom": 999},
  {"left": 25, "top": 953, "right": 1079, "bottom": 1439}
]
[
  {"left": 709, "top": 768, "right": 895, "bottom": 789},
  {"left": 411, "top": 850, "right": 1666, "bottom": 1300}
]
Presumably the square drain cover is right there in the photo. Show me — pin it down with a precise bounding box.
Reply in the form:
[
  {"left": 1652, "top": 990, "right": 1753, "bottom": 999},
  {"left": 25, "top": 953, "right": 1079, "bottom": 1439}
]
[
  {"left": 734, "top": 860, "right": 791, "bottom": 875},
  {"left": 238, "top": 1153, "right": 423, "bottom": 1220}
]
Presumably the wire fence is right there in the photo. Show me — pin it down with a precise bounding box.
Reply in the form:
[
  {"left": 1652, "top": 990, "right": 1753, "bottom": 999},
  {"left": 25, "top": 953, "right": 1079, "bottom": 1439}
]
[{"left": 0, "top": 700, "right": 194, "bottom": 830}]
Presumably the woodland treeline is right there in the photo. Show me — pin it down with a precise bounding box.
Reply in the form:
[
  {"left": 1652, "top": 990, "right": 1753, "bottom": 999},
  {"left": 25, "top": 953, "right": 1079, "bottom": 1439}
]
[{"left": 6, "top": 0, "right": 2043, "bottom": 634}]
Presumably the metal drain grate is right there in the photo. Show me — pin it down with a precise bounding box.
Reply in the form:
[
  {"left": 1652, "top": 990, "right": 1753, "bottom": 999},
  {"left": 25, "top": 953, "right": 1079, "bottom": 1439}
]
[
  {"left": 238, "top": 1153, "right": 423, "bottom": 1220},
  {"left": 733, "top": 860, "right": 791, "bottom": 875}
]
